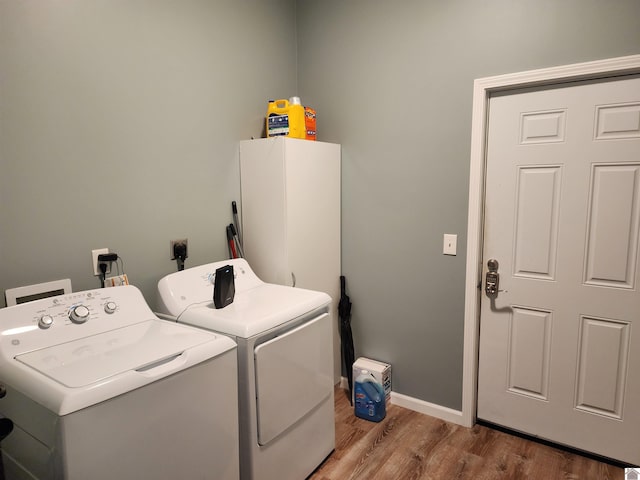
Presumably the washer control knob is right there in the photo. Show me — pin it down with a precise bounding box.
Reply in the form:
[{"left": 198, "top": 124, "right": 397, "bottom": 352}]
[
  {"left": 104, "top": 301, "right": 117, "bottom": 314},
  {"left": 69, "top": 305, "right": 90, "bottom": 324},
  {"left": 38, "top": 315, "right": 54, "bottom": 329}
]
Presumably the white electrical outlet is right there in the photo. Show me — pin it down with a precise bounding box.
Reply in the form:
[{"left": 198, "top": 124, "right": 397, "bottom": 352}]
[
  {"left": 92, "top": 248, "right": 111, "bottom": 276},
  {"left": 443, "top": 234, "right": 457, "bottom": 256}
]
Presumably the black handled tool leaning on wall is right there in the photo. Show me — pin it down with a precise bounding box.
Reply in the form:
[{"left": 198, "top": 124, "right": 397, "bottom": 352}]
[{"left": 338, "top": 275, "right": 355, "bottom": 404}]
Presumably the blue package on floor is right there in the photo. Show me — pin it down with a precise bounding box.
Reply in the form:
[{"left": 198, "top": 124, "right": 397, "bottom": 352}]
[{"left": 354, "top": 370, "right": 386, "bottom": 422}]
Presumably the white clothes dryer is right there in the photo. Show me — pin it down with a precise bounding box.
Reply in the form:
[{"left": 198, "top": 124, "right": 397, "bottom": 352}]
[
  {"left": 0, "top": 285, "right": 239, "bottom": 480},
  {"left": 157, "top": 258, "right": 335, "bottom": 480}
]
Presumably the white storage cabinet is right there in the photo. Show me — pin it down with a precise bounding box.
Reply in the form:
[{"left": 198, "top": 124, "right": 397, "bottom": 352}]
[{"left": 239, "top": 137, "right": 341, "bottom": 382}]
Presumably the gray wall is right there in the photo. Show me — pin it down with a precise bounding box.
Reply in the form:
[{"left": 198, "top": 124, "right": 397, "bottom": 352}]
[
  {"left": 296, "top": 0, "right": 640, "bottom": 410},
  {"left": 0, "top": 0, "right": 296, "bottom": 309},
  {"left": 1, "top": 0, "right": 639, "bottom": 413}
]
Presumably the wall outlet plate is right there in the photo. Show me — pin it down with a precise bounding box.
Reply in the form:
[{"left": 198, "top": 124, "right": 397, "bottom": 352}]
[
  {"left": 170, "top": 239, "right": 188, "bottom": 260},
  {"left": 92, "top": 248, "right": 111, "bottom": 276}
]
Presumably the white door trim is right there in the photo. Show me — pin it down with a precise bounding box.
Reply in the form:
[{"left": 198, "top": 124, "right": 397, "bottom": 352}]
[{"left": 461, "top": 54, "right": 640, "bottom": 428}]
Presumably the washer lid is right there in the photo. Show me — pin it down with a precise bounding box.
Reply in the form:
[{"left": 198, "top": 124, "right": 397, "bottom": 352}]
[
  {"left": 178, "top": 284, "right": 331, "bottom": 338},
  {"left": 17, "top": 320, "right": 226, "bottom": 388}
]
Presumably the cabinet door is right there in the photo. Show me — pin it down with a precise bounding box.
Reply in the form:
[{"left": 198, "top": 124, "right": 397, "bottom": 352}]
[
  {"left": 285, "top": 139, "right": 341, "bottom": 294},
  {"left": 239, "top": 138, "right": 290, "bottom": 285}
]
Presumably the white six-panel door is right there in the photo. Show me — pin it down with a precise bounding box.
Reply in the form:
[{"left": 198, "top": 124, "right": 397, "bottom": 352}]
[{"left": 477, "top": 75, "right": 640, "bottom": 465}]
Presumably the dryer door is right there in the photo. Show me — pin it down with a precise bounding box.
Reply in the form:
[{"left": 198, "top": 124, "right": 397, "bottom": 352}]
[{"left": 254, "top": 313, "right": 333, "bottom": 446}]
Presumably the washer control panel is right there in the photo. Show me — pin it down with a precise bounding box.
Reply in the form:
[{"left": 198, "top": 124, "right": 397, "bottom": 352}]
[
  {"left": 0, "top": 285, "right": 155, "bottom": 356},
  {"left": 26, "top": 290, "right": 120, "bottom": 331}
]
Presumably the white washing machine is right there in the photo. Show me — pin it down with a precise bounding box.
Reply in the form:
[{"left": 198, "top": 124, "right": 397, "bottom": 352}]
[
  {"left": 157, "top": 258, "right": 335, "bottom": 480},
  {"left": 0, "top": 285, "right": 239, "bottom": 480}
]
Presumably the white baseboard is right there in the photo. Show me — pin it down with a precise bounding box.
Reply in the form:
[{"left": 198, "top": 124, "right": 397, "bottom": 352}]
[
  {"left": 391, "top": 392, "right": 465, "bottom": 426},
  {"left": 338, "top": 376, "right": 465, "bottom": 426}
]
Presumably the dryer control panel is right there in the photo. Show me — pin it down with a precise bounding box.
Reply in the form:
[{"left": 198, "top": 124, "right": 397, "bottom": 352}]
[{"left": 157, "top": 258, "right": 263, "bottom": 316}]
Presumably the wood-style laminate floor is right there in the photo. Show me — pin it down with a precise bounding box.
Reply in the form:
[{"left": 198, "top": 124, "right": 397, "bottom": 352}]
[{"left": 309, "top": 388, "right": 623, "bottom": 480}]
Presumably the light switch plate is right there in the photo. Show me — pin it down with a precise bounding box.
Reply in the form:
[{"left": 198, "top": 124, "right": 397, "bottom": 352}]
[{"left": 443, "top": 234, "right": 457, "bottom": 255}]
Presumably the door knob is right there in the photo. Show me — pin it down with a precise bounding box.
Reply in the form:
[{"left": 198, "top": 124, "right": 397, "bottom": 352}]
[{"left": 485, "top": 259, "right": 500, "bottom": 296}]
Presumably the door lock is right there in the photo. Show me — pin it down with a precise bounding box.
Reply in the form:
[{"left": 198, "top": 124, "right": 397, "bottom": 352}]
[{"left": 485, "top": 259, "right": 500, "bottom": 296}]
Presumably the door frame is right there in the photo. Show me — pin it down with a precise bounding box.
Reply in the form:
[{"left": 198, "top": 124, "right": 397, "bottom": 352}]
[{"left": 461, "top": 54, "right": 640, "bottom": 428}]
